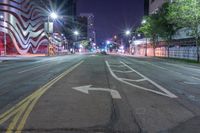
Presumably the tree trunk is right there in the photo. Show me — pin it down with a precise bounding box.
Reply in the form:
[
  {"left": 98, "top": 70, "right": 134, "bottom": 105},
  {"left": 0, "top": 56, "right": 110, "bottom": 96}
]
[
  {"left": 166, "top": 41, "right": 170, "bottom": 58},
  {"left": 194, "top": 26, "right": 199, "bottom": 62},
  {"left": 153, "top": 46, "right": 156, "bottom": 57},
  {"left": 195, "top": 37, "right": 200, "bottom": 62},
  {"left": 167, "top": 46, "right": 170, "bottom": 58}
]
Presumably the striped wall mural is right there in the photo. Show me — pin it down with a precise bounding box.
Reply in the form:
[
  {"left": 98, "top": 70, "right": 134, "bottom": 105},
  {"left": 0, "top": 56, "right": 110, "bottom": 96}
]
[{"left": 0, "top": 0, "right": 48, "bottom": 55}]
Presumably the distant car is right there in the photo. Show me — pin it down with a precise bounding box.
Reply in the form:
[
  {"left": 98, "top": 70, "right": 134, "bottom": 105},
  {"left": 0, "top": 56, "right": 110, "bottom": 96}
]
[{"left": 101, "top": 51, "right": 107, "bottom": 55}]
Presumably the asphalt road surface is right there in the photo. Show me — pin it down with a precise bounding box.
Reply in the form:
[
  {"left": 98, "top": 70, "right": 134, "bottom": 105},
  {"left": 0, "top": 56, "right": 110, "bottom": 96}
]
[{"left": 0, "top": 54, "right": 200, "bottom": 133}]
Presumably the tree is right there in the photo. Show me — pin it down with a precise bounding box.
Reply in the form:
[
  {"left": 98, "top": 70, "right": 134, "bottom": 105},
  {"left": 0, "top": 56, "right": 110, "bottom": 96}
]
[
  {"left": 167, "top": 0, "right": 200, "bottom": 62},
  {"left": 138, "top": 15, "right": 159, "bottom": 56},
  {"left": 157, "top": 3, "right": 178, "bottom": 57}
]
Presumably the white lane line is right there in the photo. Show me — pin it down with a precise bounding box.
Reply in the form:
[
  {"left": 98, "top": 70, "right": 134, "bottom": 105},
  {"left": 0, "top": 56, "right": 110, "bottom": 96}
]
[
  {"left": 165, "top": 62, "right": 200, "bottom": 72},
  {"left": 183, "top": 76, "right": 200, "bottom": 85},
  {"left": 183, "top": 82, "right": 200, "bottom": 85},
  {"left": 146, "top": 62, "right": 183, "bottom": 75},
  {"left": 146, "top": 62, "right": 168, "bottom": 70},
  {"left": 109, "top": 65, "right": 126, "bottom": 68},
  {"left": 192, "top": 76, "right": 200, "bottom": 81},
  {"left": 120, "top": 61, "right": 177, "bottom": 98},
  {"left": 120, "top": 78, "right": 146, "bottom": 82},
  {"left": 147, "top": 62, "right": 200, "bottom": 80},
  {"left": 106, "top": 61, "right": 177, "bottom": 98},
  {"left": 18, "top": 64, "right": 47, "bottom": 74},
  {"left": 112, "top": 70, "right": 134, "bottom": 73}
]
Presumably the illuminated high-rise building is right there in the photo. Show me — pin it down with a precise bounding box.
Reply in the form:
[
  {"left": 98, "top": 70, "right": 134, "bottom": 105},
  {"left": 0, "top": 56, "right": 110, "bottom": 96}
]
[{"left": 80, "top": 13, "right": 96, "bottom": 43}]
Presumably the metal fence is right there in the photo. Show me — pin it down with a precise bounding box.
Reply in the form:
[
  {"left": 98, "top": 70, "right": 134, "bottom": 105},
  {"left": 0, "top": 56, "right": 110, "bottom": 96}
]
[{"left": 134, "top": 45, "right": 199, "bottom": 60}]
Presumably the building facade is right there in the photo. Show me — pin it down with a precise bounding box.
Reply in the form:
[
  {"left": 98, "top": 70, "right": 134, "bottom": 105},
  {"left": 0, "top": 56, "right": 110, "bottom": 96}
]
[
  {"left": 80, "top": 13, "right": 96, "bottom": 43},
  {"left": 76, "top": 16, "right": 88, "bottom": 41},
  {"left": 0, "top": 0, "right": 48, "bottom": 55},
  {"left": 0, "top": 0, "right": 78, "bottom": 55},
  {"left": 149, "top": 0, "right": 173, "bottom": 14},
  {"left": 41, "top": 0, "right": 77, "bottom": 42},
  {"left": 144, "top": 0, "right": 149, "bottom": 15}
]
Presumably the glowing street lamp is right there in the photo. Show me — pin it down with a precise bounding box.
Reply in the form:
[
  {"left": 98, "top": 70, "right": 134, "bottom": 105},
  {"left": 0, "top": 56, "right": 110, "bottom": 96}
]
[
  {"left": 47, "top": 12, "right": 58, "bottom": 32},
  {"left": 73, "top": 30, "right": 80, "bottom": 36},
  {"left": 125, "top": 30, "right": 131, "bottom": 36},
  {"left": 0, "top": 15, "right": 3, "bottom": 19},
  {"left": 73, "top": 30, "right": 80, "bottom": 42},
  {"left": 47, "top": 12, "right": 58, "bottom": 31},
  {"left": 106, "top": 40, "right": 111, "bottom": 45},
  {"left": 50, "top": 12, "right": 58, "bottom": 20},
  {"left": 47, "top": 12, "right": 58, "bottom": 56},
  {"left": 142, "top": 19, "right": 147, "bottom": 24}
]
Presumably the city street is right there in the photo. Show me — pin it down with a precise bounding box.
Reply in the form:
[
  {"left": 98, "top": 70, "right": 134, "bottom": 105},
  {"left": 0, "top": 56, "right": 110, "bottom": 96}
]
[{"left": 0, "top": 54, "right": 200, "bottom": 133}]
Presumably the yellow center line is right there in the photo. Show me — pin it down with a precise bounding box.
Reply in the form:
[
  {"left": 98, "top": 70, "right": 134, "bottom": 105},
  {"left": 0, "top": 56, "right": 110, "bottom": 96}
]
[
  {"left": 15, "top": 97, "right": 41, "bottom": 133},
  {"left": 0, "top": 60, "right": 84, "bottom": 133},
  {"left": 6, "top": 102, "right": 29, "bottom": 133}
]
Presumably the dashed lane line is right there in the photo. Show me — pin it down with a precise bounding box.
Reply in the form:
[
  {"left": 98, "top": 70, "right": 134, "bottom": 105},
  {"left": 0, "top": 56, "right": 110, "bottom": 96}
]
[
  {"left": 112, "top": 70, "right": 134, "bottom": 73},
  {"left": 18, "top": 64, "right": 47, "bottom": 74},
  {"left": 145, "top": 62, "right": 200, "bottom": 84}
]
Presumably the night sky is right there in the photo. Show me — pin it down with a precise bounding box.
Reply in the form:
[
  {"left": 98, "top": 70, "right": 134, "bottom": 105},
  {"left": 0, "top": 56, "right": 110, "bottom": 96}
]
[{"left": 77, "top": 0, "right": 144, "bottom": 44}]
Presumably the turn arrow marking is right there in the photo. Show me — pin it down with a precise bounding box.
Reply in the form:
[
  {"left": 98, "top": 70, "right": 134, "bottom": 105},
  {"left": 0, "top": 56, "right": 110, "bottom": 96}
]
[{"left": 72, "top": 85, "right": 122, "bottom": 99}]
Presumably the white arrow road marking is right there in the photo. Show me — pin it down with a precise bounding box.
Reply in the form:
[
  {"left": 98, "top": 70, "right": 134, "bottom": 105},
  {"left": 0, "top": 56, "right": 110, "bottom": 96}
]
[
  {"left": 72, "top": 85, "right": 121, "bottom": 99},
  {"left": 106, "top": 61, "right": 178, "bottom": 98}
]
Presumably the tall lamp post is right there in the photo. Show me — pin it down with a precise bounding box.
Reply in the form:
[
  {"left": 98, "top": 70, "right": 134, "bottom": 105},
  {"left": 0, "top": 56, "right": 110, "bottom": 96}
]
[
  {"left": 73, "top": 30, "right": 79, "bottom": 40},
  {"left": 47, "top": 12, "right": 58, "bottom": 56},
  {"left": 142, "top": 19, "right": 148, "bottom": 56},
  {"left": 0, "top": 14, "right": 6, "bottom": 56},
  {"left": 73, "top": 30, "right": 80, "bottom": 53},
  {"left": 125, "top": 29, "right": 132, "bottom": 54}
]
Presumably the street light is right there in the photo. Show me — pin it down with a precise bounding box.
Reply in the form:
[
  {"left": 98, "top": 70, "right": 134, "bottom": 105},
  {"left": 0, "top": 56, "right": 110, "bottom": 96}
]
[
  {"left": 73, "top": 30, "right": 80, "bottom": 36},
  {"left": 125, "top": 30, "right": 131, "bottom": 36},
  {"left": 73, "top": 30, "right": 80, "bottom": 53},
  {"left": 142, "top": 19, "right": 147, "bottom": 24},
  {"left": 73, "top": 30, "right": 80, "bottom": 42},
  {"left": 0, "top": 15, "right": 3, "bottom": 19},
  {"left": 47, "top": 12, "right": 58, "bottom": 56},
  {"left": 0, "top": 14, "right": 6, "bottom": 56},
  {"left": 47, "top": 12, "right": 58, "bottom": 33},
  {"left": 124, "top": 29, "right": 132, "bottom": 55},
  {"left": 50, "top": 12, "right": 58, "bottom": 20},
  {"left": 106, "top": 40, "right": 111, "bottom": 45}
]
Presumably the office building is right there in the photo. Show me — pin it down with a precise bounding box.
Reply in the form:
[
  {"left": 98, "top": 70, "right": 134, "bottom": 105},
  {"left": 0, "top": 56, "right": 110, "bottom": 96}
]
[
  {"left": 80, "top": 13, "right": 96, "bottom": 43},
  {"left": 144, "top": 0, "right": 149, "bottom": 15},
  {"left": 149, "top": 0, "right": 173, "bottom": 14}
]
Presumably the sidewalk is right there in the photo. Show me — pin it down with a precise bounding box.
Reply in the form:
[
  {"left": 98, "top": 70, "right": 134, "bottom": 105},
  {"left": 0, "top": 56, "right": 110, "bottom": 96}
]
[
  {"left": 0, "top": 54, "right": 46, "bottom": 62},
  {"left": 109, "top": 52, "right": 148, "bottom": 58}
]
